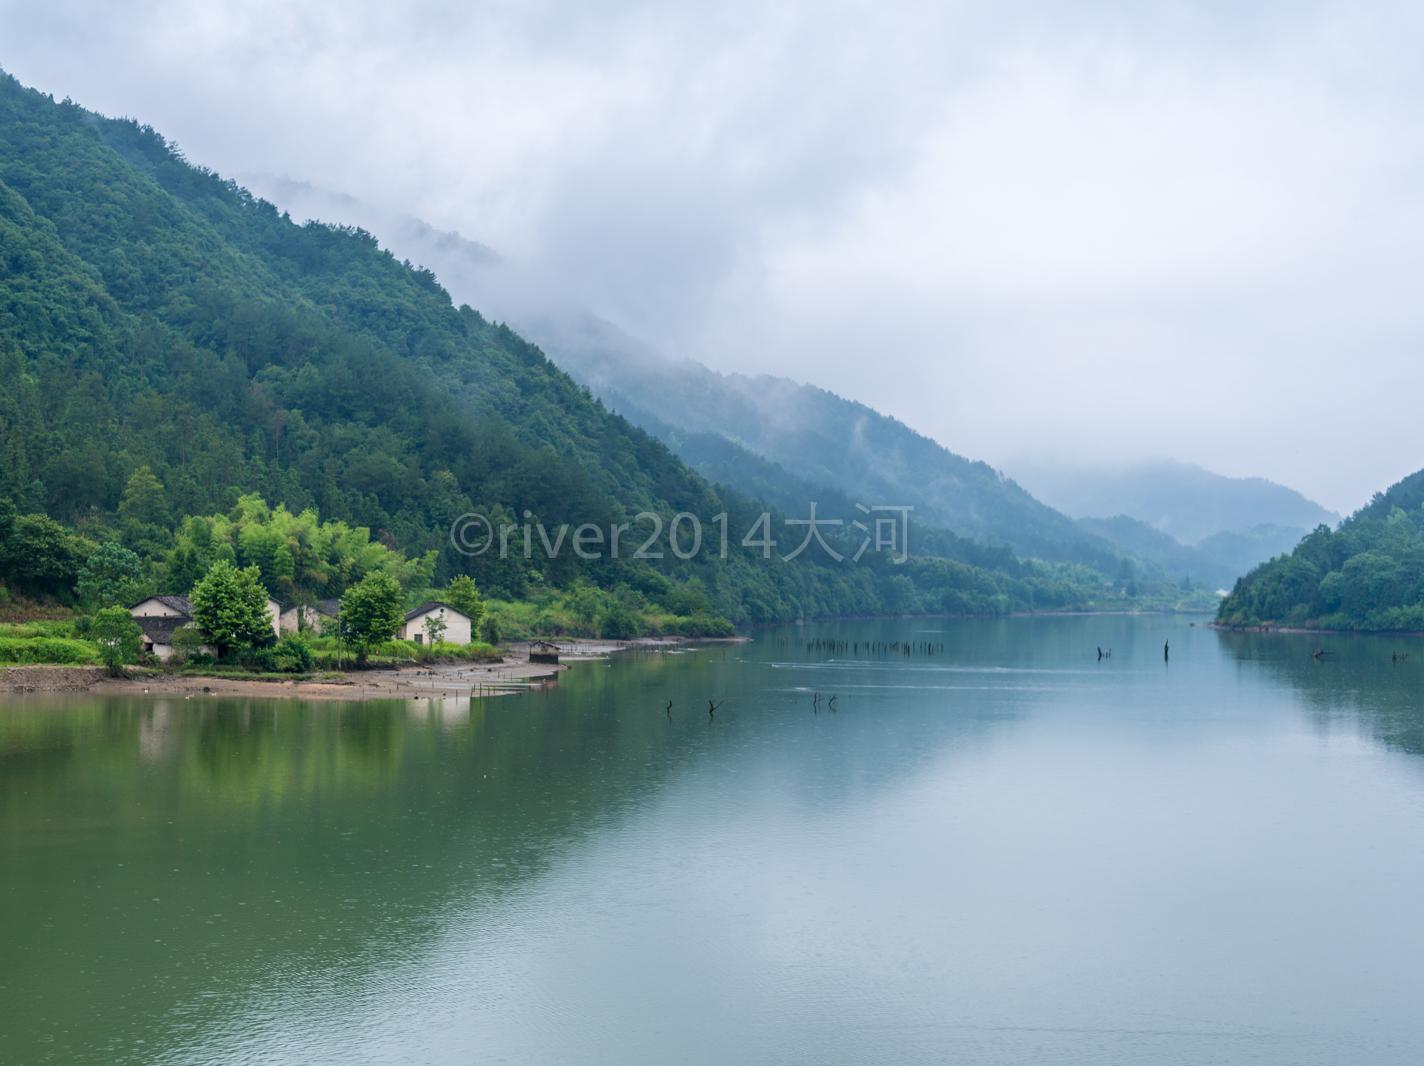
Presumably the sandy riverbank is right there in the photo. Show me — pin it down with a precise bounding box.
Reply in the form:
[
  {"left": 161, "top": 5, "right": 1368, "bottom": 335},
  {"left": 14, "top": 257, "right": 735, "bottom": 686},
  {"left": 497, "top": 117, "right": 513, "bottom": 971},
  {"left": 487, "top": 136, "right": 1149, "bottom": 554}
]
[{"left": 0, "top": 636, "right": 738, "bottom": 701}]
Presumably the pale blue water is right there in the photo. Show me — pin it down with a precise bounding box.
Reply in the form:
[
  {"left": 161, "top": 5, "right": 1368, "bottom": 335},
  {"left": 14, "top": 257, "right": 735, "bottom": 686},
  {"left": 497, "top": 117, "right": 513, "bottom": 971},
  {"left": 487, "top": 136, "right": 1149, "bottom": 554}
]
[{"left": 3, "top": 615, "right": 1423, "bottom": 1064}]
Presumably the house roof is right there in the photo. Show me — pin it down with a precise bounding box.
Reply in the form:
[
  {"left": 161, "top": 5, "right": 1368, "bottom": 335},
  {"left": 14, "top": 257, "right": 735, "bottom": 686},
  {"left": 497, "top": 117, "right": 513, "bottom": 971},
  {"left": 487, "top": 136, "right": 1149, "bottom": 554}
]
[
  {"left": 530, "top": 640, "right": 561, "bottom": 650},
  {"left": 134, "top": 616, "right": 192, "bottom": 645},
  {"left": 131, "top": 594, "right": 192, "bottom": 617},
  {"left": 403, "top": 601, "right": 469, "bottom": 623}
]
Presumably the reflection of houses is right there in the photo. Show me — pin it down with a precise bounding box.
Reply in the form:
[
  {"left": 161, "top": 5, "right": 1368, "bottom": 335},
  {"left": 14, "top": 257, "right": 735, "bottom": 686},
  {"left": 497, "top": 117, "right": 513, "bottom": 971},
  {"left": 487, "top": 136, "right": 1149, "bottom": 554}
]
[
  {"left": 129, "top": 593, "right": 281, "bottom": 661},
  {"left": 279, "top": 599, "right": 340, "bottom": 634},
  {"left": 529, "top": 640, "right": 560, "bottom": 664},
  {"left": 401, "top": 603, "right": 472, "bottom": 645}
]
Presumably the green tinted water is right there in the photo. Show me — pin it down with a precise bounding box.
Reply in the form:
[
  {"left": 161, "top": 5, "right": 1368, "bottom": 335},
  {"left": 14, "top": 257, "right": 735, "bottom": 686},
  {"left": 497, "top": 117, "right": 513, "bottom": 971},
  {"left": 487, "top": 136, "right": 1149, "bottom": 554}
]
[{"left": 4, "top": 615, "right": 1424, "bottom": 1064}]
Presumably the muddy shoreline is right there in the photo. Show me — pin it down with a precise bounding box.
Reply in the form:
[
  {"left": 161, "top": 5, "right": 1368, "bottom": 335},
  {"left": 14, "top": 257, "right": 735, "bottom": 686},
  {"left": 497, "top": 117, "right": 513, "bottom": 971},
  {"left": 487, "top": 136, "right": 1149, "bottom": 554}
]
[{"left": 0, "top": 637, "right": 744, "bottom": 702}]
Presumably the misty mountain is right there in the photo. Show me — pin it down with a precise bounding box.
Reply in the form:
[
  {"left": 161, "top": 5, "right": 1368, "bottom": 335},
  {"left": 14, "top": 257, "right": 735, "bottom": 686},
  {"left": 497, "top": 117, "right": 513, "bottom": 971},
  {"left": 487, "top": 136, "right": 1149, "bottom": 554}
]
[
  {"left": 538, "top": 315, "right": 1144, "bottom": 571},
  {"left": 0, "top": 67, "right": 1164, "bottom": 624},
  {"left": 1011, "top": 460, "right": 1339, "bottom": 546},
  {"left": 242, "top": 174, "right": 1309, "bottom": 593},
  {"left": 241, "top": 175, "right": 1134, "bottom": 573}
]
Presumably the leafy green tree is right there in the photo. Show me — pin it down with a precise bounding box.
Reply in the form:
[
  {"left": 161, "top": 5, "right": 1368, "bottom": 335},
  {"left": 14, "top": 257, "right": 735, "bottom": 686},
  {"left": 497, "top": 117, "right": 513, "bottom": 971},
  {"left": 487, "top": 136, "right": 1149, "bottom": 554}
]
[
  {"left": 0, "top": 513, "right": 95, "bottom": 600},
  {"left": 442, "top": 574, "right": 485, "bottom": 629},
  {"left": 90, "top": 606, "right": 142, "bottom": 675},
  {"left": 566, "top": 580, "right": 602, "bottom": 628},
  {"left": 76, "top": 542, "right": 147, "bottom": 608},
  {"left": 116, "top": 465, "right": 171, "bottom": 556},
  {"left": 422, "top": 613, "right": 447, "bottom": 645},
  {"left": 270, "top": 633, "right": 314, "bottom": 673},
  {"left": 170, "top": 625, "right": 212, "bottom": 665},
  {"left": 117, "top": 465, "right": 168, "bottom": 527},
  {"left": 189, "top": 560, "right": 274, "bottom": 659},
  {"left": 339, "top": 571, "right": 405, "bottom": 661},
  {"left": 161, "top": 495, "right": 433, "bottom": 605},
  {"left": 664, "top": 578, "right": 712, "bottom": 617}
]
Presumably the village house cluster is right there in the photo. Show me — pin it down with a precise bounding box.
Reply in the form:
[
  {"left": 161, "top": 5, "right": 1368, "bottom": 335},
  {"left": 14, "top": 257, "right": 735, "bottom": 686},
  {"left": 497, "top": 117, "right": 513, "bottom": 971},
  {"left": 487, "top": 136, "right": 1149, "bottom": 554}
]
[{"left": 128, "top": 593, "right": 473, "bottom": 660}]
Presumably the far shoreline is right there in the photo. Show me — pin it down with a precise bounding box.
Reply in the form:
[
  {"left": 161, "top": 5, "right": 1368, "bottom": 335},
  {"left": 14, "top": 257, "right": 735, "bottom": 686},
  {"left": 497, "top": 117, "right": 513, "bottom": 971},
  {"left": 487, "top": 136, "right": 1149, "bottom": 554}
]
[{"left": 1210, "top": 623, "right": 1424, "bottom": 638}]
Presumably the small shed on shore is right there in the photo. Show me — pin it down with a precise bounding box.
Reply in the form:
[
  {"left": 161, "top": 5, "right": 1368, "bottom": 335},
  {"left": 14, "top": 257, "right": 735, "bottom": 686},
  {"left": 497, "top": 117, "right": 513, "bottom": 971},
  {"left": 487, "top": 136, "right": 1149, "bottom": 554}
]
[{"left": 529, "top": 640, "right": 561, "bottom": 665}]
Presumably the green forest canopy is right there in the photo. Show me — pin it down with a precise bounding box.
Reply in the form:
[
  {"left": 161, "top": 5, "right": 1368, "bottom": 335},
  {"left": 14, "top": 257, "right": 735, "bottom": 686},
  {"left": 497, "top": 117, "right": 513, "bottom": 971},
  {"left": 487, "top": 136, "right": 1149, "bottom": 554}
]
[{"left": 1218, "top": 469, "right": 1424, "bottom": 632}]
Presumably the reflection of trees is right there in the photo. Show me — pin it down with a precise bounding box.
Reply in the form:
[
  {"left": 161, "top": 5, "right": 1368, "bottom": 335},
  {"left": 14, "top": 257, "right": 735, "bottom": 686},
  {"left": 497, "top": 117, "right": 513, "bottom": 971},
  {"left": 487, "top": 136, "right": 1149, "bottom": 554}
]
[
  {"left": 0, "top": 684, "right": 695, "bottom": 1065},
  {"left": 0, "top": 630, "right": 1030, "bottom": 1065},
  {"left": 181, "top": 698, "right": 407, "bottom": 805},
  {"left": 1215, "top": 629, "right": 1424, "bottom": 756}
]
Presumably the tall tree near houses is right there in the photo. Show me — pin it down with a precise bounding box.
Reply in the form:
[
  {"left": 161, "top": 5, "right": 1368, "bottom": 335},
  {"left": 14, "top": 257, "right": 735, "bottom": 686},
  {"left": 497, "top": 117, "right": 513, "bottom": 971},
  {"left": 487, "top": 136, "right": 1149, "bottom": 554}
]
[
  {"left": 442, "top": 574, "right": 485, "bottom": 630},
  {"left": 76, "top": 542, "right": 147, "bottom": 608},
  {"left": 339, "top": 571, "right": 406, "bottom": 663},
  {"left": 189, "top": 559, "right": 274, "bottom": 660},
  {"left": 90, "top": 606, "right": 142, "bottom": 676}
]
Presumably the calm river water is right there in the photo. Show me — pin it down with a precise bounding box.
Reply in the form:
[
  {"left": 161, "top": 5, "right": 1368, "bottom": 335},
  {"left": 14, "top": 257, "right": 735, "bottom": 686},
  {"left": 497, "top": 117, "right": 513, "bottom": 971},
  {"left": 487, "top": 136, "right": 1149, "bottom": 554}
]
[{"left": 4, "top": 614, "right": 1424, "bottom": 1064}]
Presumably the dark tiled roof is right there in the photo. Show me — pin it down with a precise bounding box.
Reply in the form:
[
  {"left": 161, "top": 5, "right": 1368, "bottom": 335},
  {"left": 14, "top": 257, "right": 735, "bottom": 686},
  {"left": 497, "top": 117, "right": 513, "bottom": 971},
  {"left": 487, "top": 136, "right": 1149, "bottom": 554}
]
[
  {"left": 403, "top": 601, "right": 469, "bottom": 623},
  {"left": 134, "top": 617, "right": 193, "bottom": 645},
  {"left": 316, "top": 598, "right": 341, "bottom": 617},
  {"left": 130, "top": 594, "right": 192, "bottom": 617}
]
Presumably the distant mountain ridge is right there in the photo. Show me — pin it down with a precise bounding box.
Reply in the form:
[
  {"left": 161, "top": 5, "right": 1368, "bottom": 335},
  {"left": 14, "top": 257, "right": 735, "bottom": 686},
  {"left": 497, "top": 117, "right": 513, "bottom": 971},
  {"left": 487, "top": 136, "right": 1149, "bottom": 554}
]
[{"left": 1010, "top": 460, "right": 1339, "bottom": 546}]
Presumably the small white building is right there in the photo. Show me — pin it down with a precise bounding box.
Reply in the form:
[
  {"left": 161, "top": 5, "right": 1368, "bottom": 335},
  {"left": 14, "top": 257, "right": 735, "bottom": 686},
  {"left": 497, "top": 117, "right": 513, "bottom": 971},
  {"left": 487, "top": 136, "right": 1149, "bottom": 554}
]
[
  {"left": 265, "top": 598, "right": 281, "bottom": 639},
  {"left": 401, "top": 602, "right": 472, "bottom": 645}
]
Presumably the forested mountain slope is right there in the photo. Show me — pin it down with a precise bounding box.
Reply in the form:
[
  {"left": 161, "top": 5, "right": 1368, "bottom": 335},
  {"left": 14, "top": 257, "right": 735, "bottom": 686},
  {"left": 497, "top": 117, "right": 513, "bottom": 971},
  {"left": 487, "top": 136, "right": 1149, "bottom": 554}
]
[
  {"left": 1218, "top": 470, "right": 1424, "bottom": 631},
  {"left": 0, "top": 69, "right": 1130, "bottom": 625}
]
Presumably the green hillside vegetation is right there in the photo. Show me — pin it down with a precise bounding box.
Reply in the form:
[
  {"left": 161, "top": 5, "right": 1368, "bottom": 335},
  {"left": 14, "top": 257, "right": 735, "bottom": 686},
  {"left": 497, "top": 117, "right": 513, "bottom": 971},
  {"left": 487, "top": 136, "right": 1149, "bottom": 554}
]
[
  {"left": 1218, "top": 470, "right": 1424, "bottom": 631},
  {"left": 0, "top": 68, "right": 1182, "bottom": 643}
]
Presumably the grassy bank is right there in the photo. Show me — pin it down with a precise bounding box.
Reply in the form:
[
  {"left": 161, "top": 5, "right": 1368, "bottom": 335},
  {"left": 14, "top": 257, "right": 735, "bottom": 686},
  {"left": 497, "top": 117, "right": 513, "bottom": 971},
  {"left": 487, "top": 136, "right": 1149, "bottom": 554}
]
[{"left": 0, "top": 621, "right": 99, "bottom": 665}]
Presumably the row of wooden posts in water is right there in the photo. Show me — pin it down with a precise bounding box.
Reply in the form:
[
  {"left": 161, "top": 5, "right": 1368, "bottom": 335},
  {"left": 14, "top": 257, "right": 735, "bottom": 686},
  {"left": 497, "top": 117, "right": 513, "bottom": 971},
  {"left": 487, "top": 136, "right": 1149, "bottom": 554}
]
[{"left": 795, "top": 638, "right": 946, "bottom": 657}]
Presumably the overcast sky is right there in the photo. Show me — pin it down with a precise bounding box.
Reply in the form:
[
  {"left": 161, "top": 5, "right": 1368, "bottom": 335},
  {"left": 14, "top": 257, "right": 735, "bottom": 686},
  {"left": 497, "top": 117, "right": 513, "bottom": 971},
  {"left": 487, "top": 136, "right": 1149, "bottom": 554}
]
[{"left": 3, "top": 0, "right": 1422, "bottom": 512}]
